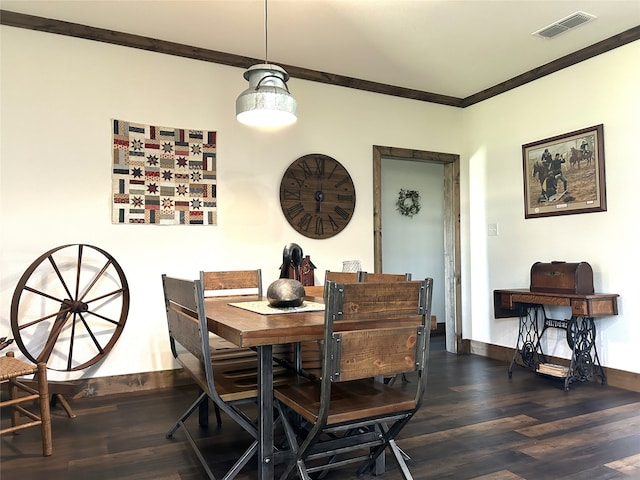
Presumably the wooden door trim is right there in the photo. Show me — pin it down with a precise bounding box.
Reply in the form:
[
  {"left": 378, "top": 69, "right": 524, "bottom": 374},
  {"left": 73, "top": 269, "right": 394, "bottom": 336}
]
[{"left": 373, "top": 145, "right": 463, "bottom": 353}]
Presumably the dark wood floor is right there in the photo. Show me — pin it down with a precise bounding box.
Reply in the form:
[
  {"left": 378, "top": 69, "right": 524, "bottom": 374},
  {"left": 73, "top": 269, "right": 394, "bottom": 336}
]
[{"left": 2, "top": 336, "right": 640, "bottom": 480}]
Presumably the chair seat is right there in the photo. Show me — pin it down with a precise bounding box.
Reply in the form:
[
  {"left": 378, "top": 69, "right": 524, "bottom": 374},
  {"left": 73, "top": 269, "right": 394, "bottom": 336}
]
[
  {"left": 177, "top": 352, "right": 299, "bottom": 403},
  {"left": 275, "top": 378, "right": 417, "bottom": 425}
]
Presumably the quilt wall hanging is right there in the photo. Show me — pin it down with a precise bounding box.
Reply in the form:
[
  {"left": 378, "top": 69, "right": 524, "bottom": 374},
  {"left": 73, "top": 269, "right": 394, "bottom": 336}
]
[{"left": 112, "top": 119, "right": 217, "bottom": 225}]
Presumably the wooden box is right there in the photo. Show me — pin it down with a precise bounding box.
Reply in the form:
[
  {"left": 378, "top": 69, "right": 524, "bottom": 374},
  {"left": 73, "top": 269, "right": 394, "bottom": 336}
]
[{"left": 530, "top": 261, "right": 594, "bottom": 294}]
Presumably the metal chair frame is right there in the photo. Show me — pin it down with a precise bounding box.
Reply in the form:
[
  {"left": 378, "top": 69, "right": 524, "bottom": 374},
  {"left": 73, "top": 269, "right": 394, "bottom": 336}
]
[{"left": 162, "top": 275, "right": 260, "bottom": 480}]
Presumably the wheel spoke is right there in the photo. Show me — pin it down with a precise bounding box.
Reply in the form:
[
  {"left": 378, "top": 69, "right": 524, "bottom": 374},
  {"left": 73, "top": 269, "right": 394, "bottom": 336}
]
[
  {"left": 84, "top": 287, "right": 126, "bottom": 305},
  {"left": 78, "top": 259, "right": 113, "bottom": 303},
  {"left": 75, "top": 244, "right": 83, "bottom": 300},
  {"left": 78, "top": 312, "right": 105, "bottom": 354},
  {"left": 85, "top": 310, "right": 121, "bottom": 326},
  {"left": 68, "top": 313, "right": 77, "bottom": 371},
  {"left": 48, "top": 253, "right": 74, "bottom": 300},
  {"left": 18, "top": 306, "right": 72, "bottom": 330},
  {"left": 23, "top": 285, "right": 66, "bottom": 303}
]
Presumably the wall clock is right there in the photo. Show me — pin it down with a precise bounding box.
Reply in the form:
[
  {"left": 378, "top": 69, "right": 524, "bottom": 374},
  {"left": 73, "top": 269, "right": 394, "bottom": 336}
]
[{"left": 279, "top": 154, "right": 356, "bottom": 239}]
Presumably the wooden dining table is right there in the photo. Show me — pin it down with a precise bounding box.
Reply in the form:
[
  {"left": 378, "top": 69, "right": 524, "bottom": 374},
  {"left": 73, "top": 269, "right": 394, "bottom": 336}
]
[{"left": 203, "top": 294, "right": 326, "bottom": 480}]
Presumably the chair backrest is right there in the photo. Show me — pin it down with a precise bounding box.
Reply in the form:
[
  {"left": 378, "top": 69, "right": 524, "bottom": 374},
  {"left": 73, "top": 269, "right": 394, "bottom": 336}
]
[
  {"left": 200, "top": 269, "right": 262, "bottom": 297},
  {"left": 309, "top": 279, "right": 433, "bottom": 432},
  {"left": 322, "top": 279, "right": 433, "bottom": 384},
  {"left": 161, "top": 275, "right": 215, "bottom": 392},
  {"left": 324, "top": 270, "right": 360, "bottom": 283},
  {"left": 329, "top": 280, "right": 427, "bottom": 321},
  {"left": 359, "top": 272, "right": 411, "bottom": 282}
]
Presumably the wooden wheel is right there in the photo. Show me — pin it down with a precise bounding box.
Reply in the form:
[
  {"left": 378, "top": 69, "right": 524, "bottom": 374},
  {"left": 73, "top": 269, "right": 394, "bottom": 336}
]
[{"left": 10, "top": 244, "right": 130, "bottom": 371}]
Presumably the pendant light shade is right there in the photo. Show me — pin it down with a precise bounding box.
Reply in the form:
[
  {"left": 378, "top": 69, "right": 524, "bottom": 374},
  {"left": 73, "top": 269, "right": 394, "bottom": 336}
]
[{"left": 236, "top": 64, "right": 297, "bottom": 127}]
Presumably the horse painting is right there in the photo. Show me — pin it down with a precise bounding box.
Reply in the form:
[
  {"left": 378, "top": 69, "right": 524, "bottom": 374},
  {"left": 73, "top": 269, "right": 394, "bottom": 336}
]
[{"left": 570, "top": 147, "right": 592, "bottom": 169}]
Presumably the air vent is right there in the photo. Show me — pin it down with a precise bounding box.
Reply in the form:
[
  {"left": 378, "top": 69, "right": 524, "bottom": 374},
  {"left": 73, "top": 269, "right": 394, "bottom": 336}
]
[{"left": 533, "top": 11, "right": 596, "bottom": 39}]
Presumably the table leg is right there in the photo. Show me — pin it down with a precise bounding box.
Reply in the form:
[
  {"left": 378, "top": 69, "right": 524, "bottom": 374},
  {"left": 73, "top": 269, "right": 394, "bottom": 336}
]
[
  {"left": 509, "top": 305, "right": 545, "bottom": 377},
  {"left": 565, "top": 316, "right": 605, "bottom": 390},
  {"left": 257, "top": 345, "right": 274, "bottom": 479}
]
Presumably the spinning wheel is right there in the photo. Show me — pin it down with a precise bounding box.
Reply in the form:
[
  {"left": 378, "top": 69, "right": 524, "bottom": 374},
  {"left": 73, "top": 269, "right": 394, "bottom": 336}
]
[{"left": 10, "top": 244, "right": 130, "bottom": 372}]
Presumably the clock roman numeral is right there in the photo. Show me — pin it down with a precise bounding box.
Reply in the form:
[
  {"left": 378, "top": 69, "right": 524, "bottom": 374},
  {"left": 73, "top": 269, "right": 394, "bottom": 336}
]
[
  {"left": 337, "top": 194, "right": 353, "bottom": 202},
  {"left": 334, "top": 176, "right": 350, "bottom": 188},
  {"left": 327, "top": 214, "right": 340, "bottom": 232},
  {"left": 283, "top": 189, "right": 301, "bottom": 200},
  {"left": 297, "top": 213, "right": 312, "bottom": 232},
  {"left": 334, "top": 205, "right": 350, "bottom": 220},
  {"left": 315, "top": 217, "right": 324, "bottom": 235},
  {"left": 286, "top": 203, "right": 304, "bottom": 219},
  {"left": 287, "top": 170, "right": 305, "bottom": 188},
  {"left": 327, "top": 162, "right": 338, "bottom": 179},
  {"left": 298, "top": 160, "right": 312, "bottom": 179},
  {"left": 314, "top": 157, "right": 325, "bottom": 177}
]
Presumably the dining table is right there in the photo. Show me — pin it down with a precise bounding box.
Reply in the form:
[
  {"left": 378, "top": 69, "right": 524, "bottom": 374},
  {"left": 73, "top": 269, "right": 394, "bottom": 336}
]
[{"left": 203, "top": 294, "right": 326, "bottom": 479}]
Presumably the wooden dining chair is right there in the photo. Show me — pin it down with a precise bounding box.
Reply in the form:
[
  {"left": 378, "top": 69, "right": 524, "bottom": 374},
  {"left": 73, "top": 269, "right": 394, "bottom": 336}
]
[
  {"left": 0, "top": 352, "right": 52, "bottom": 456},
  {"left": 198, "top": 270, "right": 262, "bottom": 427},
  {"left": 199, "top": 269, "right": 294, "bottom": 426},
  {"left": 274, "top": 279, "right": 433, "bottom": 479},
  {"left": 162, "top": 275, "right": 262, "bottom": 480}
]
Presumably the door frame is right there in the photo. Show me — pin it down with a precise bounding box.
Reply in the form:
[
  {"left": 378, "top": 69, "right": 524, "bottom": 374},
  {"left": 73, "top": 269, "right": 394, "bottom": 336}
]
[{"left": 373, "top": 145, "right": 464, "bottom": 353}]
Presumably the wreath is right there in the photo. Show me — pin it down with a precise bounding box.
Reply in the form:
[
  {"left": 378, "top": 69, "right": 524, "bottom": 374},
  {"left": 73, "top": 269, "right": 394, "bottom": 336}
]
[{"left": 396, "top": 189, "right": 421, "bottom": 218}]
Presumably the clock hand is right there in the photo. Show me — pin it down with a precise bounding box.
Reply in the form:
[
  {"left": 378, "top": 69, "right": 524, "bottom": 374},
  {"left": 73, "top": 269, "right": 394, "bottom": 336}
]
[{"left": 315, "top": 188, "right": 324, "bottom": 213}]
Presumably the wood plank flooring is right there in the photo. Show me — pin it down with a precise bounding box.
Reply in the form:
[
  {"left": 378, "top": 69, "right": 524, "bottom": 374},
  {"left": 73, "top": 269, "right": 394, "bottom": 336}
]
[{"left": 2, "top": 337, "right": 640, "bottom": 479}]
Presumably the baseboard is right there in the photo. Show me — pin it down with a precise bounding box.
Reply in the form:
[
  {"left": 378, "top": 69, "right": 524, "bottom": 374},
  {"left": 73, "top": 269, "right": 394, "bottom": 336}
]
[
  {"left": 469, "top": 340, "right": 640, "bottom": 393},
  {"left": 33, "top": 340, "right": 635, "bottom": 400},
  {"left": 70, "top": 368, "right": 194, "bottom": 399}
]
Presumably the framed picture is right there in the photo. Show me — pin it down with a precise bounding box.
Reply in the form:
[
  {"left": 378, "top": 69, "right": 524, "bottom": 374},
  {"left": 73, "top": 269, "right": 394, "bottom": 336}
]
[{"left": 522, "top": 124, "right": 606, "bottom": 219}]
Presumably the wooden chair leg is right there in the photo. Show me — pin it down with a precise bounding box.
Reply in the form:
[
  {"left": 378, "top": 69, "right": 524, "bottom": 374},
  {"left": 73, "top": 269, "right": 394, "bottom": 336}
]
[
  {"left": 36, "top": 363, "right": 52, "bottom": 456},
  {"left": 9, "top": 378, "right": 20, "bottom": 427}
]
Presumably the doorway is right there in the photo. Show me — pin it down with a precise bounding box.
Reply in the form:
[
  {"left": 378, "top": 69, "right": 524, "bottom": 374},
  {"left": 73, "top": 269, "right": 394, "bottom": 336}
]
[{"left": 372, "top": 146, "right": 464, "bottom": 353}]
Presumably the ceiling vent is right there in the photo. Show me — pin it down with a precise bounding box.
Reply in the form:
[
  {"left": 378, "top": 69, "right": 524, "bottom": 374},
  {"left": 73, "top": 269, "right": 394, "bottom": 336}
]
[{"left": 533, "top": 11, "right": 597, "bottom": 39}]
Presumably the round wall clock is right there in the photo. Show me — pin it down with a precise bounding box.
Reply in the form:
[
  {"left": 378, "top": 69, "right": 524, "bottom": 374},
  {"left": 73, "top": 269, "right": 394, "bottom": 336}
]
[{"left": 279, "top": 154, "right": 356, "bottom": 239}]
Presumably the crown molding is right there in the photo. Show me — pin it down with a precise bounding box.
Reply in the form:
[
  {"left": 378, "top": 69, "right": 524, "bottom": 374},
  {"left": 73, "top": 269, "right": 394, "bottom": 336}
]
[{"left": 2, "top": 10, "right": 638, "bottom": 108}]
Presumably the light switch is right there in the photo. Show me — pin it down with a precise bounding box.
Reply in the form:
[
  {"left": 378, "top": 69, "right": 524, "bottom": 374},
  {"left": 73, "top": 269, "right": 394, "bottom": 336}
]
[{"left": 488, "top": 223, "right": 498, "bottom": 236}]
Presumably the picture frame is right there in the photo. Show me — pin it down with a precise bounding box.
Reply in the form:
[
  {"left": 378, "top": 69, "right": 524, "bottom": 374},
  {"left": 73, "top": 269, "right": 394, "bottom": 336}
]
[{"left": 522, "top": 124, "right": 606, "bottom": 219}]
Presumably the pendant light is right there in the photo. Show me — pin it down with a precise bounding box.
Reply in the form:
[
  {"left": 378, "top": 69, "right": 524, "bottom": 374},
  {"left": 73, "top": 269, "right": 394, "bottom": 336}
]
[{"left": 236, "top": 0, "right": 297, "bottom": 128}]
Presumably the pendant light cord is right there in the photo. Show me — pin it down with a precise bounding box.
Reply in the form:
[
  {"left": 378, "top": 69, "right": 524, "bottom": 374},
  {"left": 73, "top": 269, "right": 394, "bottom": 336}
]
[{"left": 264, "top": 0, "right": 269, "bottom": 64}]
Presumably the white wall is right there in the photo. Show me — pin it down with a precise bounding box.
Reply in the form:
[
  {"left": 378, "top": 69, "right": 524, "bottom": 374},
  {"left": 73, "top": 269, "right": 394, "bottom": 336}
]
[
  {"left": 463, "top": 41, "right": 640, "bottom": 372},
  {"left": 2, "top": 26, "right": 638, "bottom": 381},
  {"left": 0, "top": 26, "right": 464, "bottom": 381}
]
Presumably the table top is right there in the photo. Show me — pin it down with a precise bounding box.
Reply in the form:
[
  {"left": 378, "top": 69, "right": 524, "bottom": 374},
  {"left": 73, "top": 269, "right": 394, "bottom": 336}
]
[
  {"left": 494, "top": 288, "right": 619, "bottom": 317},
  {"left": 204, "top": 295, "right": 326, "bottom": 348},
  {"left": 495, "top": 288, "right": 619, "bottom": 301}
]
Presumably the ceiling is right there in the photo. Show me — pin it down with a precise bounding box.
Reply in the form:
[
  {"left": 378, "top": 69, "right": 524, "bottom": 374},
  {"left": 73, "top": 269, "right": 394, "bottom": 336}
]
[{"left": 1, "top": 0, "right": 639, "bottom": 105}]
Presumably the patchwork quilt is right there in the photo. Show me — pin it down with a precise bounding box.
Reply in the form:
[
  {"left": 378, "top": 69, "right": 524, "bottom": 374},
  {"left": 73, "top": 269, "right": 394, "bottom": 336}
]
[{"left": 112, "top": 119, "right": 217, "bottom": 225}]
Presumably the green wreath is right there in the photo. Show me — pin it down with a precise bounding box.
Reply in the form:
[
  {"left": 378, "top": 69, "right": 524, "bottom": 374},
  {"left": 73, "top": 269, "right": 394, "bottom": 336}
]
[{"left": 396, "top": 189, "right": 421, "bottom": 218}]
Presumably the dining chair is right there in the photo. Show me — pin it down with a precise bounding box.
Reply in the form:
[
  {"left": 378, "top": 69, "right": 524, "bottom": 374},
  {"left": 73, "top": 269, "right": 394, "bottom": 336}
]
[
  {"left": 274, "top": 278, "right": 433, "bottom": 479},
  {"left": 198, "top": 270, "right": 264, "bottom": 427},
  {"left": 162, "top": 275, "right": 262, "bottom": 480},
  {"left": 199, "top": 269, "right": 298, "bottom": 426},
  {"left": 0, "top": 352, "right": 52, "bottom": 456}
]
